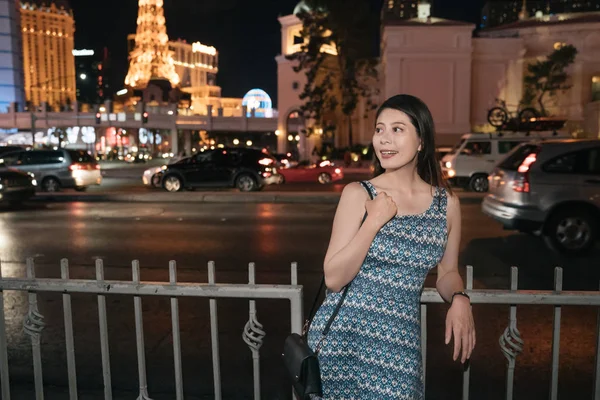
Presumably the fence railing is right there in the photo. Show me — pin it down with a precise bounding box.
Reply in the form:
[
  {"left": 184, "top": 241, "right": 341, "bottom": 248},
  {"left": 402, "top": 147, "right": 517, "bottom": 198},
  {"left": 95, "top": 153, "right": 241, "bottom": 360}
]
[{"left": 0, "top": 259, "right": 599, "bottom": 400}]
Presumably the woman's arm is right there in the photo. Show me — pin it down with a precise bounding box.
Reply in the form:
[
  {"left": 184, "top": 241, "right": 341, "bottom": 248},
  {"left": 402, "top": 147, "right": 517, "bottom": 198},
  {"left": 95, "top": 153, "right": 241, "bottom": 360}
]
[
  {"left": 323, "top": 183, "right": 380, "bottom": 292},
  {"left": 436, "top": 194, "right": 465, "bottom": 301},
  {"left": 436, "top": 193, "right": 476, "bottom": 363}
]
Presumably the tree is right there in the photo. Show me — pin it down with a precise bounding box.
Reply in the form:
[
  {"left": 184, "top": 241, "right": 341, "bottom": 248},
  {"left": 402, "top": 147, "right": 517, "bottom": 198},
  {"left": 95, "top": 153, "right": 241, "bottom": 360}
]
[
  {"left": 522, "top": 44, "right": 578, "bottom": 116},
  {"left": 287, "top": 0, "right": 379, "bottom": 147}
]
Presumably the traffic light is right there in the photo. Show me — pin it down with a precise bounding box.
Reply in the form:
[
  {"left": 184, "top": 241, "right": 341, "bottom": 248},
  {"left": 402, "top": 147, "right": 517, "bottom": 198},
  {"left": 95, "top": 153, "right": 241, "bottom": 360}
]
[
  {"left": 95, "top": 112, "right": 101, "bottom": 124},
  {"left": 142, "top": 111, "right": 149, "bottom": 124}
]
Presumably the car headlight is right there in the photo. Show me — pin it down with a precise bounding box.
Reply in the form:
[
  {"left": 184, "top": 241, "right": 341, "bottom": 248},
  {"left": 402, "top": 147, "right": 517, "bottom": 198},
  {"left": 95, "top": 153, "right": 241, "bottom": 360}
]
[
  {"left": 444, "top": 161, "right": 452, "bottom": 169},
  {"left": 0, "top": 183, "right": 3, "bottom": 191},
  {"left": 31, "top": 179, "right": 37, "bottom": 186}
]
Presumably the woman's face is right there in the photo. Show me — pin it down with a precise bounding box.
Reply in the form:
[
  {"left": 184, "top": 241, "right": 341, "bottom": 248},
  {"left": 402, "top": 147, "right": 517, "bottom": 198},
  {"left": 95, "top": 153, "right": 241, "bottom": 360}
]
[{"left": 373, "top": 108, "right": 421, "bottom": 171}]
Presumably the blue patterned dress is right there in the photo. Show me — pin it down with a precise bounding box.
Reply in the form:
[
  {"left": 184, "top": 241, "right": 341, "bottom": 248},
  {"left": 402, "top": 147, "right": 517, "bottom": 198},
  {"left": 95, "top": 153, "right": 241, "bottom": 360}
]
[{"left": 307, "top": 180, "right": 448, "bottom": 399}]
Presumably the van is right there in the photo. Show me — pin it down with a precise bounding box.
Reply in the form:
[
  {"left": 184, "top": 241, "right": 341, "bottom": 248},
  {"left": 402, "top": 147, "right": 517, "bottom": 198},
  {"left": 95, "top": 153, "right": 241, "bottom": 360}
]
[
  {"left": 440, "top": 131, "right": 570, "bottom": 192},
  {"left": 0, "top": 149, "right": 101, "bottom": 192}
]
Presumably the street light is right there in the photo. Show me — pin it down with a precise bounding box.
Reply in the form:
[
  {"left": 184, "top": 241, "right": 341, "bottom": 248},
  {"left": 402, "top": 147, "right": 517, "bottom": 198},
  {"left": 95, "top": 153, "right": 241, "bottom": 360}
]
[{"left": 80, "top": 73, "right": 87, "bottom": 80}]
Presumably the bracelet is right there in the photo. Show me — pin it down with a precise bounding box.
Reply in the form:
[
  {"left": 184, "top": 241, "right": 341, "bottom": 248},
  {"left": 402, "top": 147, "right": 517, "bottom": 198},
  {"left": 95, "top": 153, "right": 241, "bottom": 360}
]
[{"left": 451, "top": 291, "right": 470, "bottom": 305}]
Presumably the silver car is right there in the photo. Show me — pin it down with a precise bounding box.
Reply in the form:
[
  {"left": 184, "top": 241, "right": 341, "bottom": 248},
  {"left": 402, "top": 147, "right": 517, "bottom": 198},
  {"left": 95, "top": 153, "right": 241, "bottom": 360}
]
[
  {"left": 482, "top": 139, "right": 600, "bottom": 255},
  {"left": 0, "top": 149, "right": 102, "bottom": 192}
]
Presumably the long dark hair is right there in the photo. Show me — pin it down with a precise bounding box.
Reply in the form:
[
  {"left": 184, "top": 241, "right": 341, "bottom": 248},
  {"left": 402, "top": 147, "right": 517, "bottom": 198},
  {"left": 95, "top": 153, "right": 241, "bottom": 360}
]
[{"left": 372, "top": 94, "right": 451, "bottom": 192}]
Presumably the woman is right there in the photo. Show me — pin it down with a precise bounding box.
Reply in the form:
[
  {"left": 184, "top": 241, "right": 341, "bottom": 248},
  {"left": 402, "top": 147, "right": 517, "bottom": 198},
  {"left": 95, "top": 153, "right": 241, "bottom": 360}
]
[{"left": 307, "top": 94, "right": 475, "bottom": 399}]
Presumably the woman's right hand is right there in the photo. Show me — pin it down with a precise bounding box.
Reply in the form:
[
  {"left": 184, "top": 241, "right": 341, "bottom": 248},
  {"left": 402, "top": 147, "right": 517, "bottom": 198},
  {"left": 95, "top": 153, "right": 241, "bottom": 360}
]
[{"left": 365, "top": 192, "right": 397, "bottom": 230}]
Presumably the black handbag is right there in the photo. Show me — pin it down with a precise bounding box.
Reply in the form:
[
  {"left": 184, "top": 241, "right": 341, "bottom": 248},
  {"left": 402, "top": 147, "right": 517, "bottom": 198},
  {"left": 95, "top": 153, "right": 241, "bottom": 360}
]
[
  {"left": 282, "top": 279, "right": 350, "bottom": 399},
  {"left": 282, "top": 181, "right": 373, "bottom": 399}
]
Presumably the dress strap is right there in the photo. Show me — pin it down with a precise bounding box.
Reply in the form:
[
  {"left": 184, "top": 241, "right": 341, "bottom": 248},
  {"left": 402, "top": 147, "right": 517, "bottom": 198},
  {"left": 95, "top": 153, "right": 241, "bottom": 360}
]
[{"left": 359, "top": 181, "right": 374, "bottom": 200}]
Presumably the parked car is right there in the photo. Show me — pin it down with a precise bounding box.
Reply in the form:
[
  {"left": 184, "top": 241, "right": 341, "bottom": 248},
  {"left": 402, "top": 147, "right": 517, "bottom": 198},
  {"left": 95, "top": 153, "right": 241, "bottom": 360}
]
[
  {"left": 441, "top": 131, "right": 570, "bottom": 192},
  {"left": 482, "top": 139, "right": 600, "bottom": 255},
  {"left": 0, "top": 149, "right": 101, "bottom": 192},
  {"left": 0, "top": 145, "right": 30, "bottom": 156},
  {"left": 141, "top": 155, "right": 186, "bottom": 188},
  {"left": 0, "top": 168, "right": 37, "bottom": 205},
  {"left": 155, "top": 147, "right": 282, "bottom": 192},
  {"left": 279, "top": 160, "right": 344, "bottom": 184}
]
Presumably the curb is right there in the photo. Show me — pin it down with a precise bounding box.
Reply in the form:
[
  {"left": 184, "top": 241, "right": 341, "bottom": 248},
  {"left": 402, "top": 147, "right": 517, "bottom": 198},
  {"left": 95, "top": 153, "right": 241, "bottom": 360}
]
[{"left": 31, "top": 191, "right": 484, "bottom": 205}]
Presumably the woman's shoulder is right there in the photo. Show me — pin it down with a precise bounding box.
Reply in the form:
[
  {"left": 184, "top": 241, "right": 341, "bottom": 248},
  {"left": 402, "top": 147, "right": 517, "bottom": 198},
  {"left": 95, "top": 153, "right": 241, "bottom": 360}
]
[{"left": 341, "top": 181, "right": 371, "bottom": 199}]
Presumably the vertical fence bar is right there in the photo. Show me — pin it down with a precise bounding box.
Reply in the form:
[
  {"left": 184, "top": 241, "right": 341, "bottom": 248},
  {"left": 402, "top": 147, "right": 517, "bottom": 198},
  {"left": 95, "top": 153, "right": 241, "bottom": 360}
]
[
  {"left": 594, "top": 280, "right": 600, "bottom": 400},
  {"left": 169, "top": 261, "right": 184, "bottom": 400},
  {"left": 243, "top": 262, "right": 265, "bottom": 400},
  {"left": 0, "top": 260, "right": 11, "bottom": 400},
  {"left": 549, "top": 267, "right": 563, "bottom": 400},
  {"left": 290, "top": 262, "right": 298, "bottom": 286},
  {"left": 289, "top": 262, "right": 302, "bottom": 334},
  {"left": 462, "top": 266, "right": 474, "bottom": 400},
  {"left": 421, "top": 303, "right": 427, "bottom": 395},
  {"left": 24, "top": 258, "right": 45, "bottom": 400},
  {"left": 132, "top": 260, "right": 151, "bottom": 400},
  {"left": 208, "top": 261, "right": 222, "bottom": 400},
  {"left": 61, "top": 259, "right": 78, "bottom": 400},
  {"left": 95, "top": 260, "right": 112, "bottom": 400},
  {"left": 501, "top": 266, "right": 523, "bottom": 400}
]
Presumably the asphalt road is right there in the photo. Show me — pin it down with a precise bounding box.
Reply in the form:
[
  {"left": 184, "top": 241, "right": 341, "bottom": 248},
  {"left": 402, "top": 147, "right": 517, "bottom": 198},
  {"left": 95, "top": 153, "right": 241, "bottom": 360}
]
[{"left": 0, "top": 189, "right": 599, "bottom": 398}]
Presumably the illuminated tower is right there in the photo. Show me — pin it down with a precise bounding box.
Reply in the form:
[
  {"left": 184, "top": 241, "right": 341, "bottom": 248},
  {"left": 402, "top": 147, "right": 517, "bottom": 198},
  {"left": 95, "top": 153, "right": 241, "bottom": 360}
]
[{"left": 124, "top": 0, "right": 179, "bottom": 88}]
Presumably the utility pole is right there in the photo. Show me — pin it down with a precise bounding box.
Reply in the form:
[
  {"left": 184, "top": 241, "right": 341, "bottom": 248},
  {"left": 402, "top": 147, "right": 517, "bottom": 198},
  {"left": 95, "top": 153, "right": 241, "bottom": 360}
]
[{"left": 30, "top": 110, "right": 36, "bottom": 148}]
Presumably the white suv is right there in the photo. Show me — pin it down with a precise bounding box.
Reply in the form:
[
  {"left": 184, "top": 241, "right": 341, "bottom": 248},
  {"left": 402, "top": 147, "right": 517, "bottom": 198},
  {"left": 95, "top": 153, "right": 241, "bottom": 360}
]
[{"left": 482, "top": 139, "right": 600, "bottom": 255}]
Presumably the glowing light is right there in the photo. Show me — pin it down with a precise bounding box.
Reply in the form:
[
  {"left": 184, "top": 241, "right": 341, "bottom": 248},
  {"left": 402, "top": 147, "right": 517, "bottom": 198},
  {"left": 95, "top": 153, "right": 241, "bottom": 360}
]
[
  {"left": 125, "top": 0, "right": 180, "bottom": 87},
  {"left": 242, "top": 89, "right": 273, "bottom": 118},
  {"left": 233, "top": 139, "right": 240, "bottom": 145},
  {"left": 72, "top": 49, "right": 95, "bottom": 56},
  {"left": 79, "top": 73, "right": 87, "bottom": 80},
  {"left": 116, "top": 89, "right": 128, "bottom": 96},
  {"left": 192, "top": 42, "right": 217, "bottom": 55},
  {"left": 246, "top": 140, "right": 253, "bottom": 146}
]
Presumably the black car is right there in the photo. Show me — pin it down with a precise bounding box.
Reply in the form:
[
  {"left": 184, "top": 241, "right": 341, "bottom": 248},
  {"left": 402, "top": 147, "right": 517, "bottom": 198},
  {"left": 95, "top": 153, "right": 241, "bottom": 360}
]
[
  {"left": 0, "top": 168, "right": 37, "bottom": 206},
  {"left": 157, "top": 147, "right": 282, "bottom": 192}
]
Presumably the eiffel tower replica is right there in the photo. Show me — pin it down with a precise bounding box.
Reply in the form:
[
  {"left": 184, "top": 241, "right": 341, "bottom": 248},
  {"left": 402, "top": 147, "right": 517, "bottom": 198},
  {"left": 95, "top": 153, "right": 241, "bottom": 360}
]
[{"left": 125, "top": 0, "right": 180, "bottom": 103}]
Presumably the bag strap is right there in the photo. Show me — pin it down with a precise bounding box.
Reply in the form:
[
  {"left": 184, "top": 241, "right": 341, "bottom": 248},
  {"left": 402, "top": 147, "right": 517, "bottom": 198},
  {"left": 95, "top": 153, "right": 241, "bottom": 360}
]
[{"left": 304, "top": 181, "right": 374, "bottom": 339}]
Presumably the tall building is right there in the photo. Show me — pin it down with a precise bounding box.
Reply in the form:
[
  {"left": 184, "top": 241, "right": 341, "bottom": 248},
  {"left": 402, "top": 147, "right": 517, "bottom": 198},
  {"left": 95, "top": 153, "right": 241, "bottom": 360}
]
[
  {"left": 74, "top": 47, "right": 111, "bottom": 106},
  {"left": 125, "top": 0, "right": 179, "bottom": 89},
  {"left": 0, "top": 0, "right": 25, "bottom": 112},
  {"left": 21, "top": 0, "right": 76, "bottom": 110},
  {"left": 382, "top": 0, "right": 419, "bottom": 21},
  {"left": 481, "top": 0, "right": 600, "bottom": 28}
]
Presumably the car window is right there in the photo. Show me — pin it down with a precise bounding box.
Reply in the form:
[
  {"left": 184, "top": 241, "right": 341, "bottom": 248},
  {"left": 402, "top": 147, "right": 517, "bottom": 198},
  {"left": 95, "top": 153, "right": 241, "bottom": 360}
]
[
  {"left": 542, "top": 147, "right": 600, "bottom": 175},
  {"left": 67, "top": 150, "right": 95, "bottom": 163},
  {"left": 0, "top": 151, "right": 23, "bottom": 166},
  {"left": 461, "top": 141, "right": 491, "bottom": 155},
  {"left": 498, "top": 144, "right": 539, "bottom": 171},
  {"left": 195, "top": 150, "right": 215, "bottom": 163},
  {"left": 543, "top": 152, "right": 577, "bottom": 174},
  {"left": 21, "top": 151, "right": 64, "bottom": 165},
  {"left": 498, "top": 141, "right": 523, "bottom": 154},
  {"left": 583, "top": 147, "right": 600, "bottom": 174}
]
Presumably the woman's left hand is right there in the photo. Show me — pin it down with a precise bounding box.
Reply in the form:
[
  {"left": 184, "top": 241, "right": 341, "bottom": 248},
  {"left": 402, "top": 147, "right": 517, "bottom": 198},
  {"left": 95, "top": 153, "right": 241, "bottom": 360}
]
[{"left": 445, "top": 296, "right": 475, "bottom": 363}]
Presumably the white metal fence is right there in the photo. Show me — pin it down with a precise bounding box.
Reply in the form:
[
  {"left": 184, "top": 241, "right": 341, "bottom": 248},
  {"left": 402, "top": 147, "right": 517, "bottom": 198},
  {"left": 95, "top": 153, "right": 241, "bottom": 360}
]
[{"left": 0, "top": 259, "right": 599, "bottom": 399}]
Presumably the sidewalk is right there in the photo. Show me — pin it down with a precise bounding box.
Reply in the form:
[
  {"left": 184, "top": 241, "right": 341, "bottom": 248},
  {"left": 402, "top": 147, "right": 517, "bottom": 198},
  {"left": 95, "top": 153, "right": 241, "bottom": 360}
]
[{"left": 32, "top": 189, "right": 485, "bottom": 204}]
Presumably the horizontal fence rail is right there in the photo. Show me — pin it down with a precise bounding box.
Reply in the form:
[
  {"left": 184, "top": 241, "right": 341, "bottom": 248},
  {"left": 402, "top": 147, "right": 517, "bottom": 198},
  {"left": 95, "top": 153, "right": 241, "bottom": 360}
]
[{"left": 0, "top": 260, "right": 599, "bottom": 400}]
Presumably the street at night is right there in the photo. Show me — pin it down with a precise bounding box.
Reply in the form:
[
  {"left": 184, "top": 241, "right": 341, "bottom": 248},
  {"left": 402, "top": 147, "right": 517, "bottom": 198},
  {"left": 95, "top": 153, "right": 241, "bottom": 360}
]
[{"left": 1, "top": 188, "right": 598, "bottom": 398}]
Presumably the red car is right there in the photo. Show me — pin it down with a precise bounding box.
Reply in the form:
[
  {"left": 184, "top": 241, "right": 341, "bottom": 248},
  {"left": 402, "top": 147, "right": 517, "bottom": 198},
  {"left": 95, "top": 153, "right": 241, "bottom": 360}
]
[{"left": 279, "top": 161, "right": 344, "bottom": 184}]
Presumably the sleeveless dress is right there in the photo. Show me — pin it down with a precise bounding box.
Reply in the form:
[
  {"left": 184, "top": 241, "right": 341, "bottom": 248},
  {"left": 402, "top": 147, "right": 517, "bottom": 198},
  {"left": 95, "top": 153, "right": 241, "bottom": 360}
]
[{"left": 307, "top": 181, "right": 448, "bottom": 399}]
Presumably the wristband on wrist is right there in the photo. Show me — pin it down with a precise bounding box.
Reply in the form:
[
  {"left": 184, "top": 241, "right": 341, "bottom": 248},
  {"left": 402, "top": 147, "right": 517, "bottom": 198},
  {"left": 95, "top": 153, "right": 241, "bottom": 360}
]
[{"left": 450, "top": 291, "right": 470, "bottom": 305}]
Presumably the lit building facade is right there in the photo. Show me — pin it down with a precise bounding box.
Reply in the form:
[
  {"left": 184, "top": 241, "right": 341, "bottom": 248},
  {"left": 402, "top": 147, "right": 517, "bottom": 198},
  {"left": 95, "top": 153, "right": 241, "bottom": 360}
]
[
  {"left": 126, "top": 34, "right": 242, "bottom": 115},
  {"left": 20, "top": 0, "right": 76, "bottom": 110},
  {"left": 382, "top": 0, "right": 419, "bottom": 20},
  {"left": 481, "top": 0, "right": 600, "bottom": 28}
]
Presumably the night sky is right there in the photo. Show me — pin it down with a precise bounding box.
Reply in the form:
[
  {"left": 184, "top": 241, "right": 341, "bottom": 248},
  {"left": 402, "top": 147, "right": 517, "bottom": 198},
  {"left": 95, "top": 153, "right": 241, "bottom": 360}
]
[{"left": 67, "top": 0, "right": 485, "bottom": 106}]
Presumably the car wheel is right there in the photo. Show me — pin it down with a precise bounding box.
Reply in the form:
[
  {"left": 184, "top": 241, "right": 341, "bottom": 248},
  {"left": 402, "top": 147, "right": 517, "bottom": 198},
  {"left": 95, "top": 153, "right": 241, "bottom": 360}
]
[
  {"left": 151, "top": 174, "right": 161, "bottom": 188},
  {"left": 42, "top": 177, "right": 61, "bottom": 192},
  {"left": 74, "top": 186, "right": 87, "bottom": 192},
  {"left": 163, "top": 175, "right": 183, "bottom": 192},
  {"left": 543, "top": 209, "right": 597, "bottom": 255},
  {"left": 236, "top": 174, "right": 257, "bottom": 192},
  {"left": 318, "top": 172, "right": 332, "bottom": 184},
  {"left": 469, "top": 174, "right": 488, "bottom": 193}
]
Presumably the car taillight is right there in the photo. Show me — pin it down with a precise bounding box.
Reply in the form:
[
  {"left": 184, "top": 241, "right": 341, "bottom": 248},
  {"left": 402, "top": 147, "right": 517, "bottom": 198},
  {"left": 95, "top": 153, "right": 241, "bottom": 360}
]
[
  {"left": 512, "top": 152, "right": 538, "bottom": 193},
  {"left": 69, "top": 163, "right": 83, "bottom": 171},
  {"left": 258, "top": 158, "right": 274, "bottom": 166},
  {"left": 95, "top": 164, "right": 101, "bottom": 170},
  {"left": 334, "top": 168, "right": 341, "bottom": 174}
]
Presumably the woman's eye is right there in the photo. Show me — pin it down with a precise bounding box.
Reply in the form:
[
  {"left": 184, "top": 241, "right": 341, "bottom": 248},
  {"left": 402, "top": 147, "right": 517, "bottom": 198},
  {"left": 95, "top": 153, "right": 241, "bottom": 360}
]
[
  {"left": 393, "top": 127, "right": 403, "bottom": 133},
  {"left": 375, "top": 127, "right": 383, "bottom": 134}
]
